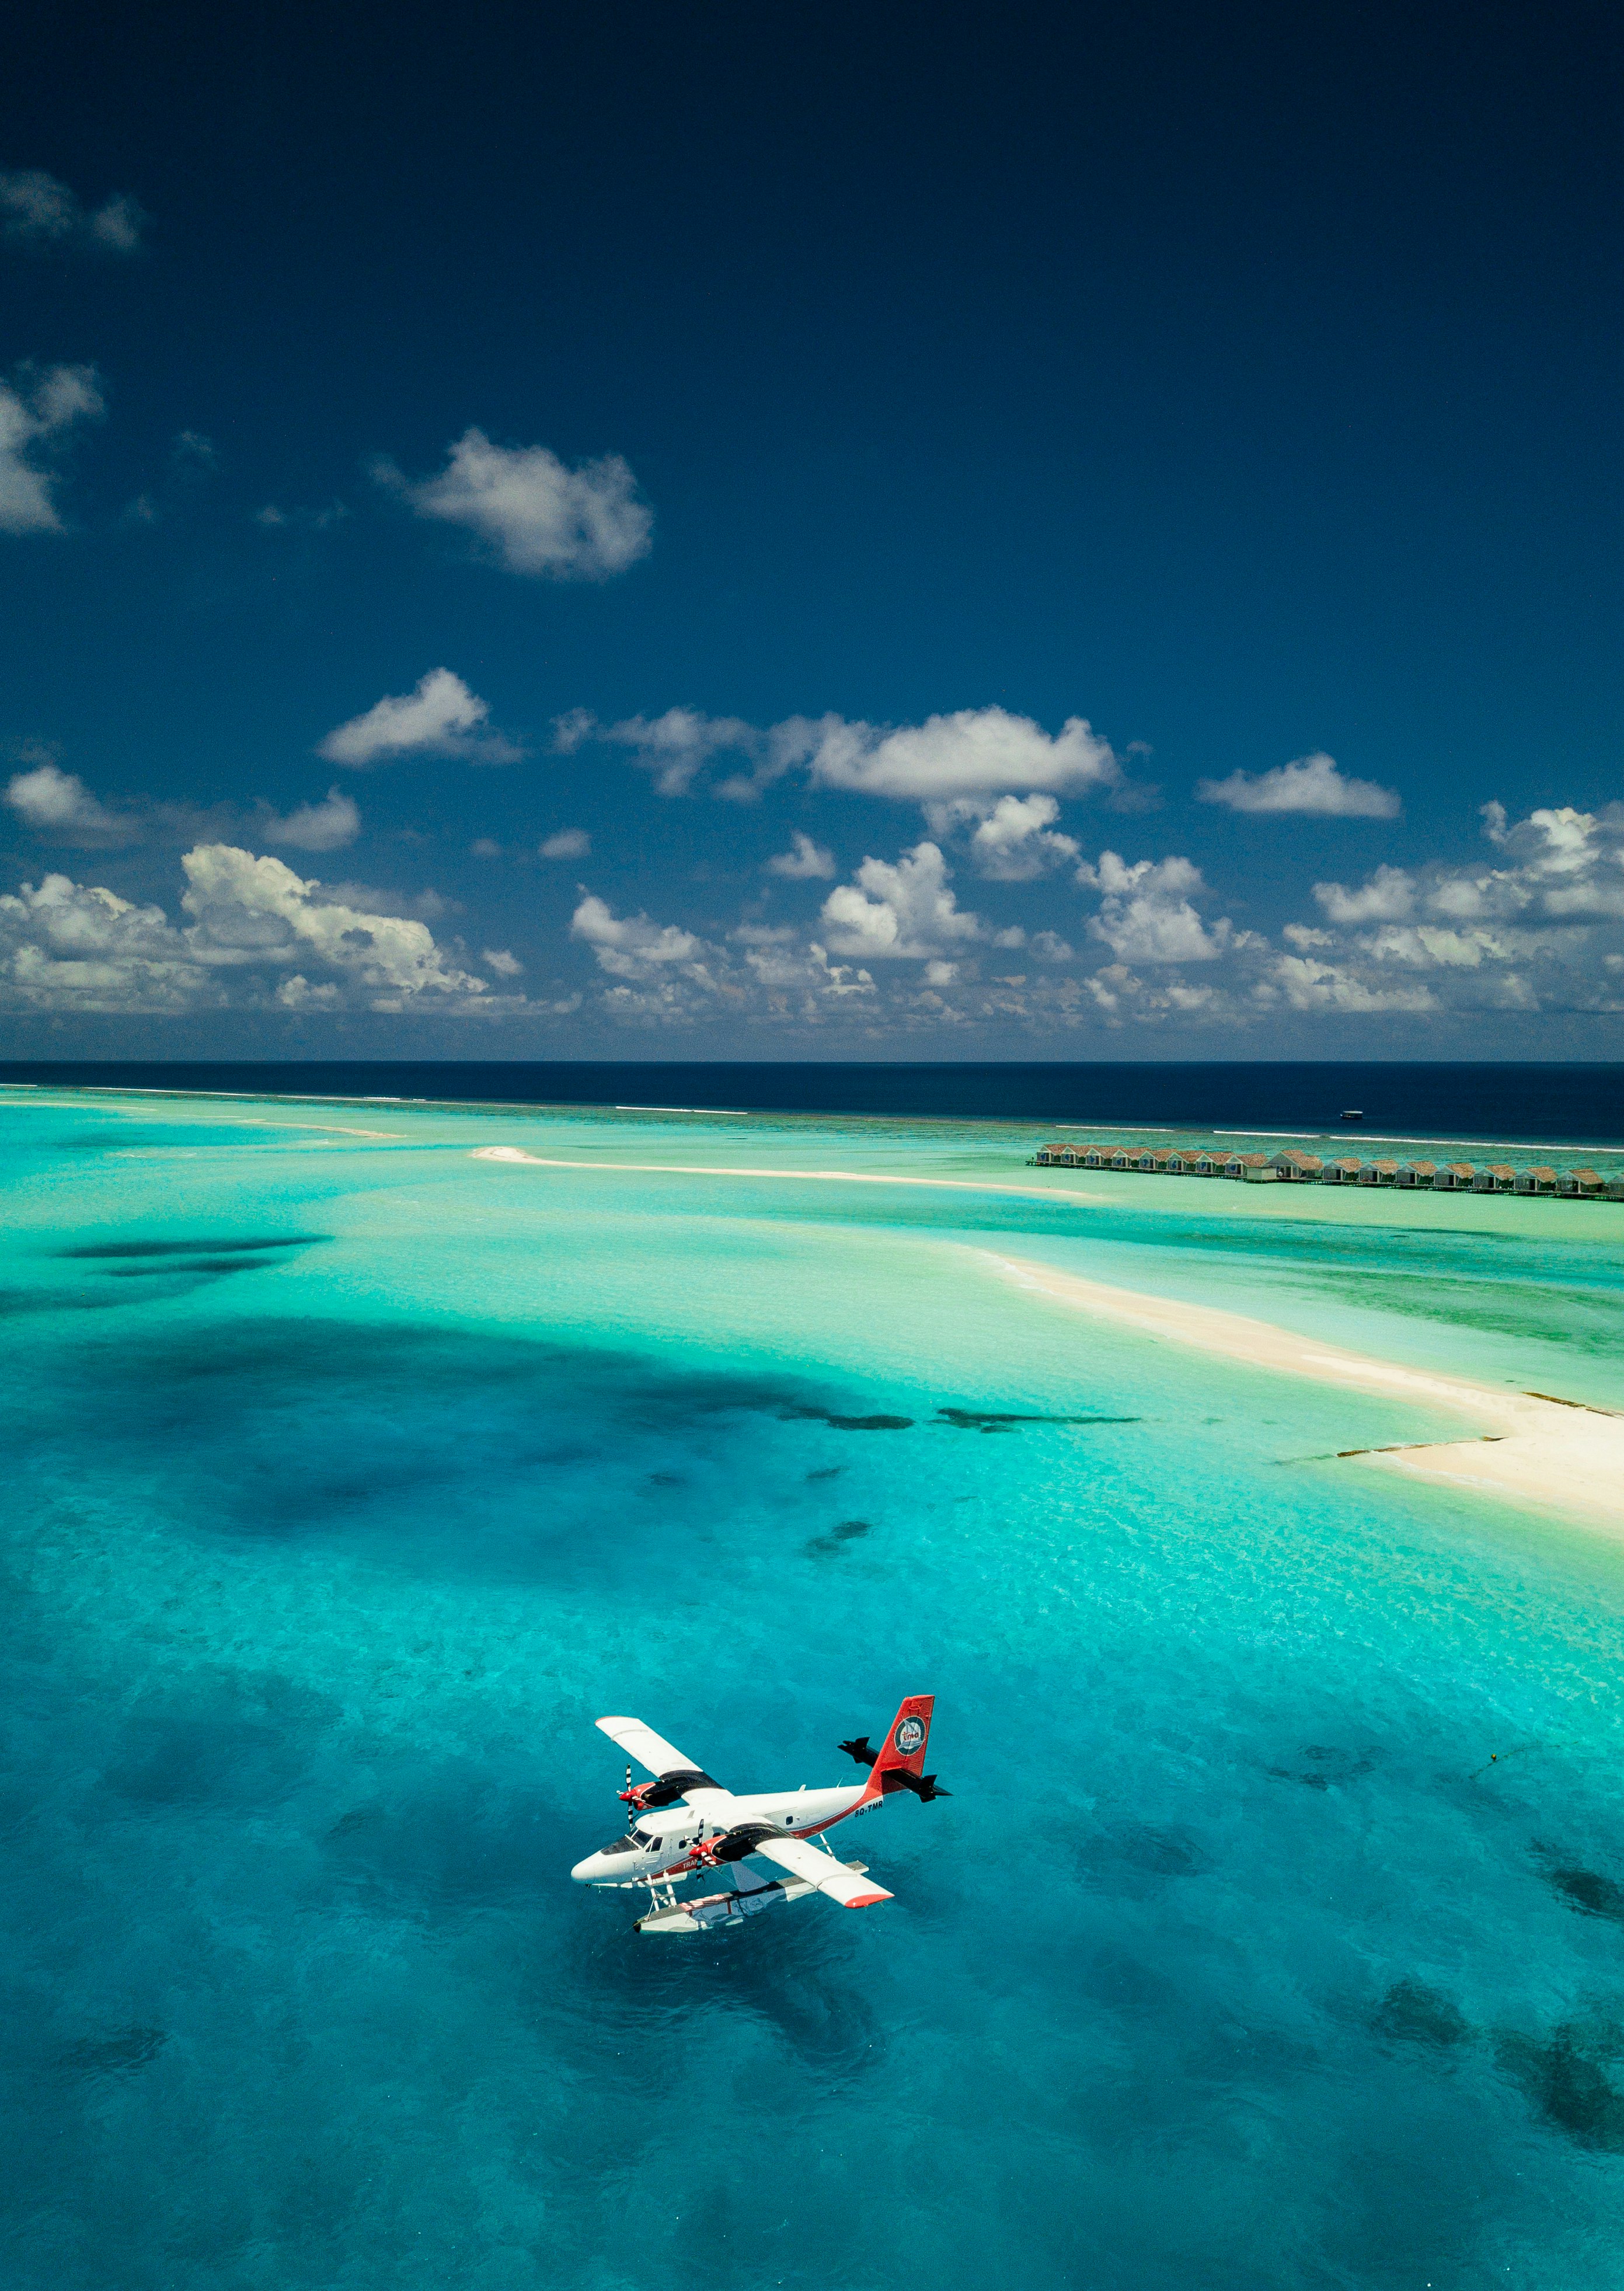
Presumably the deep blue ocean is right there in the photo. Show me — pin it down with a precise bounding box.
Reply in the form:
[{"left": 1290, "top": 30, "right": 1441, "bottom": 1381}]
[
  {"left": 5, "top": 1059, "right": 1624, "bottom": 1147},
  {"left": 4, "top": 1080, "right": 1624, "bottom": 2290}
]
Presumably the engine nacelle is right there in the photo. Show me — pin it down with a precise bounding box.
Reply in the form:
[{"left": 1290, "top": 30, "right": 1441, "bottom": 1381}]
[
  {"left": 688, "top": 1822, "right": 779, "bottom": 1867},
  {"left": 619, "top": 1765, "right": 720, "bottom": 1812}
]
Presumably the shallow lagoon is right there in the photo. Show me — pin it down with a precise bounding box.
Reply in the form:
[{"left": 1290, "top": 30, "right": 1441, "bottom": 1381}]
[{"left": 4, "top": 1088, "right": 1624, "bottom": 2290}]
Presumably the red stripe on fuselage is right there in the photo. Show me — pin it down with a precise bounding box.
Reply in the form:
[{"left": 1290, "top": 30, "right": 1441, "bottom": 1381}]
[{"left": 651, "top": 1797, "right": 869, "bottom": 1879}]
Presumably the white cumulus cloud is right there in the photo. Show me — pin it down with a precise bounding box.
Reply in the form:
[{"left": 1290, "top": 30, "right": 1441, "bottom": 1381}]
[
  {"left": 256, "top": 787, "right": 361, "bottom": 853},
  {"left": 0, "top": 170, "right": 146, "bottom": 253},
  {"left": 0, "top": 874, "right": 210, "bottom": 1012},
  {"left": 1079, "top": 851, "right": 1232, "bottom": 963},
  {"left": 570, "top": 894, "right": 706, "bottom": 981},
  {"left": 550, "top": 701, "right": 1127, "bottom": 809},
  {"left": 1479, "top": 802, "right": 1624, "bottom": 918},
  {"left": 180, "top": 846, "right": 487, "bottom": 1007},
  {"left": 1271, "top": 956, "right": 1437, "bottom": 1012},
  {"left": 0, "top": 364, "right": 105, "bottom": 533},
  {"left": 819, "top": 841, "right": 985, "bottom": 960},
  {"left": 1312, "top": 863, "right": 1417, "bottom": 923},
  {"left": 960, "top": 792, "right": 1080, "bottom": 880},
  {"left": 540, "top": 827, "right": 591, "bottom": 859},
  {"left": 0, "top": 846, "right": 539, "bottom": 1018},
  {"left": 6, "top": 761, "right": 361, "bottom": 855},
  {"left": 1274, "top": 801, "right": 1624, "bottom": 1018},
  {"left": 318, "top": 669, "right": 522, "bottom": 768},
  {"left": 5, "top": 759, "right": 132, "bottom": 843},
  {"left": 375, "top": 428, "right": 652, "bottom": 579},
  {"left": 766, "top": 831, "right": 835, "bottom": 878},
  {"left": 1197, "top": 751, "right": 1401, "bottom": 818},
  {"left": 786, "top": 707, "right": 1118, "bottom": 803},
  {"left": 555, "top": 707, "right": 757, "bottom": 796}
]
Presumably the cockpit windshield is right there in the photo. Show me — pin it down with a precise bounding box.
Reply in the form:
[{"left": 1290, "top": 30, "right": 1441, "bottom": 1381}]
[{"left": 601, "top": 1835, "right": 640, "bottom": 1856}]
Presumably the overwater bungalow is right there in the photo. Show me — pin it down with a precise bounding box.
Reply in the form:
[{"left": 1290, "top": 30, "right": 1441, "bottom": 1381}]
[
  {"left": 1472, "top": 1164, "right": 1517, "bottom": 1192},
  {"left": 1222, "top": 1152, "right": 1278, "bottom": 1183},
  {"left": 1357, "top": 1159, "right": 1400, "bottom": 1185},
  {"left": 1025, "top": 1139, "right": 1621, "bottom": 1205},
  {"left": 1270, "top": 1149, "right": 1324, "bottom": 1181},
  {"left": 1559, "top": 1169, "right": 1605, "bottom": 1199}
]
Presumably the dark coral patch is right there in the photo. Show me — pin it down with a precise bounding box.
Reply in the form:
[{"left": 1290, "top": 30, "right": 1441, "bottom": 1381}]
[
  {"left": 1496, "top": 2018, "right": 1624, "bottom": 2150},
  {"left": 99, "top": 1257, "right": 283, "bottom": 1278},
  {"left": 61, "top": 1235, "right": 329, "bottom": 1259},
  {"left": 1546, "top": 1865, "right": 1624, "bottom": 1923},
  {"left": 58, "top": 2027, "right": 168, "bottom": 2079},
  {"left": 805, "top": 1518, "right": 872, "bottom": 1557},
  {"left": 935, "top": 1406, "right": 1139, "bottom": 1432},
  {"left": 781, "top": 1405, "right": 914, "bottom": 1431},
  {"left": 1371, "top": 1980, "right": 1470, "bottom": 2048}
]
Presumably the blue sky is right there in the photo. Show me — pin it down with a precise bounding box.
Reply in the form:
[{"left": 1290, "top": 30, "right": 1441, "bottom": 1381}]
[{"left": 2, "top": 2, "right": 1622, "bottom": 1057}]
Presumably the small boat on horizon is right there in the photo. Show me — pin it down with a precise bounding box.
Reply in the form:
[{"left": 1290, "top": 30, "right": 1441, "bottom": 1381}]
[{"left": 1341, "top": 1109, "right": 1364, "bottom": 1121}]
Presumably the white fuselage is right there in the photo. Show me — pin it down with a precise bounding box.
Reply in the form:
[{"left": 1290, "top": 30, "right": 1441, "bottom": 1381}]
[{"left": 570, "top": 1782, "right": 870, "bottom": 1886}]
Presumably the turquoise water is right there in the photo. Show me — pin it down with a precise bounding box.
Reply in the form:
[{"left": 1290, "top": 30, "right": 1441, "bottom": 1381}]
[{"left": 5, "top": 1088, "right": 1624, "bottom": 2290}]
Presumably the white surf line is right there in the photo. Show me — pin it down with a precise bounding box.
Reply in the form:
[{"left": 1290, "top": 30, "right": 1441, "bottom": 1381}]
[
  {"left": 469, "top": 1143, "right": 1106, "bottom": 1206},
  {"left": 975, "top": 1247, "right": 1624, "bottom": 1533}
]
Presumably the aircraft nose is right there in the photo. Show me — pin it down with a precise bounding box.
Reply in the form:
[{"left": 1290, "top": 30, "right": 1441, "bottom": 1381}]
[{"left": 571, "top": 1854, "right": 605, "bottom": 1884}]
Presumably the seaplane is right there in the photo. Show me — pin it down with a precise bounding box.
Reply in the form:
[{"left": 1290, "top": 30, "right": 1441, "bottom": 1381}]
[{"left": 571, "top": 1694, "right": 946, "bottom": 1934}]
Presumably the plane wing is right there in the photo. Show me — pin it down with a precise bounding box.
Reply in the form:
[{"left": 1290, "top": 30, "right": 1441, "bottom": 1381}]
[
  {"left": 594, "top": 1717, "right": 736, "bottom": 1819},
  {"left": 751, "top": 1834, "right": 894, "bottom": 1908},
  {"left": 596, "top": 1715, "right": 705, "bottom": 1778}
]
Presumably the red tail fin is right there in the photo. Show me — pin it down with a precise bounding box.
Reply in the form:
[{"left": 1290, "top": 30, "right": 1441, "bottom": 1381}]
[{"left": 858, "top": 1694, "right": 935, "bottom": 1803}]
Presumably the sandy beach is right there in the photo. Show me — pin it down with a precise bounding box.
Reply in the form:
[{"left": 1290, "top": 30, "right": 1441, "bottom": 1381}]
[{"left": 977, "top": 1249, "right": 1624, "bottom": 1534}]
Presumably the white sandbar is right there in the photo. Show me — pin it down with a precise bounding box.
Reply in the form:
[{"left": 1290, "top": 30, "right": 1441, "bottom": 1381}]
[
  {"left": 469, "top": 1144, "right": 1104, "bottom": 1206},
  {"left": 977, "top": 1249, "right": 1624, "bottom": 1535}
]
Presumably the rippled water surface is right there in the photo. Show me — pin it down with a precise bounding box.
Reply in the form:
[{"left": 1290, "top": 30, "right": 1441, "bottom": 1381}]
[{"left": 5, "top": 1088, "right": 1624, "bottom": 2290}]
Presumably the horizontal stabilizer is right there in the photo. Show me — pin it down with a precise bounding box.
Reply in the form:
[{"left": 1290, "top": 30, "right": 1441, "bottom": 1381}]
[{"left": 879, "top": 1768, "right": 950, "bottom": 1801}]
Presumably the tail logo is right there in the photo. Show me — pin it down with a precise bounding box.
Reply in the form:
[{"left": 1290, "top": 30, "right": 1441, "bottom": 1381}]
[{"left": 893, "top": 1717, "right": 926, "bottom": 1756}]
